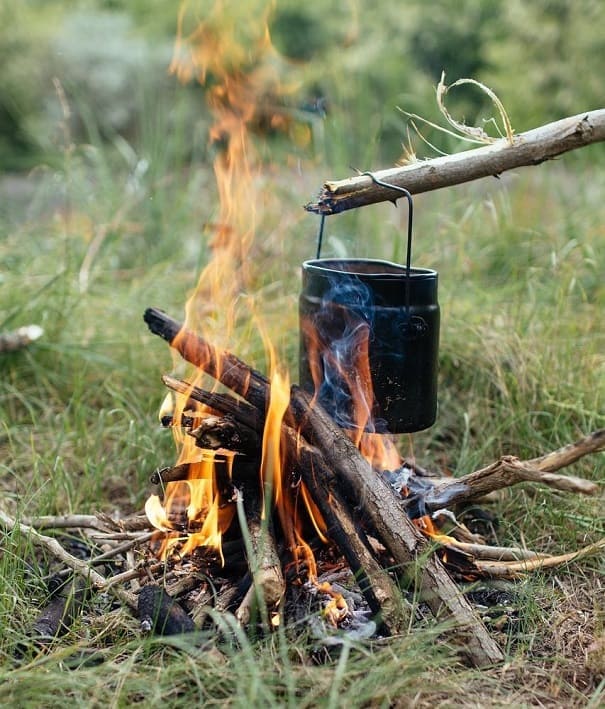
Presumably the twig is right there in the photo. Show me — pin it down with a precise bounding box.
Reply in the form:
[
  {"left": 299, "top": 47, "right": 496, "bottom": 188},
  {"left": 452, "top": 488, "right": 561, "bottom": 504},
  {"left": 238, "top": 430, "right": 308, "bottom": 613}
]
[
  {"left": 441, "top": 541, "right": 548, "bottom": 562},
  {"left": 474, "top": 539, "right": 605, "bottom": 579},
  {"left": 0, "top": 508, "right": 137, "bottom": 610},
  {"left": 305, "top": 109, "right": 605, "bottom": 214},
  {"left": 425, "top": 453, "right": 599, "bottom": 512},
  {"left": 527, "top": 428, "right": 605, "bottom": 473}
]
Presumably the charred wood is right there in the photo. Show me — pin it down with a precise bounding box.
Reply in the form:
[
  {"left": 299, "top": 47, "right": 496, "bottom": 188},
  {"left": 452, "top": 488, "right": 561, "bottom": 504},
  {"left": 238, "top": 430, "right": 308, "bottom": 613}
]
[
  {"left": 144, "top": 308, "right": 269, "bottom": 413},
  {"left": 162, "top": 374, "right": 261, "bottom": 432},
  {"left": 190, "top": 414, "right": 261, "bottom": 456},
  {"left": 27, "top": 575, "right": 89, "bottom": 646},
  {"left": 138, "top": 584, "right": 196, "bottom": 635},
  {"left": 288, "top": 435, "right": 410, "bottom": 635},
  {"left": 149, "top": 464, "right": 191, "bottom": 487}
]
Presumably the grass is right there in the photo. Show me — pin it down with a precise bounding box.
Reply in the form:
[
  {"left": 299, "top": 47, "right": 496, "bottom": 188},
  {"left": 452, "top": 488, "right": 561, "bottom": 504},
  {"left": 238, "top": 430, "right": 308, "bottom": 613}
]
[{"left": 1, "top": 92, "right": 604, "bottom": 707}]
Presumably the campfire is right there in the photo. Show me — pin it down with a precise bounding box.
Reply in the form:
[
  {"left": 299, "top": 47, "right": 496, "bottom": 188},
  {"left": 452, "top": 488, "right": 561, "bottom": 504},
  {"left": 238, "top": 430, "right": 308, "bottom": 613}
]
[{"left": 136, "top": 306, "right": 603, "bottom": 667}]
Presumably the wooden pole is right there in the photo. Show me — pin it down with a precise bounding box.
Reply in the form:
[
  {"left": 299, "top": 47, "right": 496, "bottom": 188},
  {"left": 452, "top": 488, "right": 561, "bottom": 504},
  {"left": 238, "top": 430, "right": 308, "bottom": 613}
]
[{"left": 305, "top": 110, "right": 605, "bottom": 215}]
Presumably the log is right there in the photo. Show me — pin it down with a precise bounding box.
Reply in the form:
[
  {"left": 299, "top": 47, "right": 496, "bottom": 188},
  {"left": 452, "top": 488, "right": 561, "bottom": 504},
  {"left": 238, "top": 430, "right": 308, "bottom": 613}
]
[{"left": 305, "top": 109, "right": 605, "bottom": 214}]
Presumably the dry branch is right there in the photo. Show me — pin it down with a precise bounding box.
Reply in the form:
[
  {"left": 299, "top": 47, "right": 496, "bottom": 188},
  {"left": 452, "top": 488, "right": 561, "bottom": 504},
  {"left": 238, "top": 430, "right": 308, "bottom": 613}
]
[
  {"left": 424, "top": 454, "right": 599, "bottom": 512},
  {"left": 0, "top": 508, "right": 137, "bottom": 610},
  {"left": 527, "top": 429, "right": 605, "bottom": 472},
  {"left": 473, "top": 539, "right": 605, "bottom": 579},
  {"left": 305, "top": 109, "right": 605, "bottom": 214}
]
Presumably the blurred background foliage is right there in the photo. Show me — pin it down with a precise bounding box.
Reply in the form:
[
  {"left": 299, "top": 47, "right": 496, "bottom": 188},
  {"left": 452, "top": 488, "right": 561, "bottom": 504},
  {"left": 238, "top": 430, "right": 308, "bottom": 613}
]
[{"left": 1, "top": 0, "right": 604, "bottom": 171}]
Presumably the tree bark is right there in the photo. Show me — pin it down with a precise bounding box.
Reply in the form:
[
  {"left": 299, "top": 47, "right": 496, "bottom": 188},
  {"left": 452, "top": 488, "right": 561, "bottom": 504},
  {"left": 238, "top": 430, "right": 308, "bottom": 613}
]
[{"left": 305, "top": 110, "right": 605, "bottom": 214}]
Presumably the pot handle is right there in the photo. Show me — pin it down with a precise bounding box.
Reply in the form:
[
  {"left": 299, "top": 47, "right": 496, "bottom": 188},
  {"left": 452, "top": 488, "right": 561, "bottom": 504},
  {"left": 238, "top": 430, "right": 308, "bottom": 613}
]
[{"left": 314, "top": 172, "right": 414, "bottom": 310}]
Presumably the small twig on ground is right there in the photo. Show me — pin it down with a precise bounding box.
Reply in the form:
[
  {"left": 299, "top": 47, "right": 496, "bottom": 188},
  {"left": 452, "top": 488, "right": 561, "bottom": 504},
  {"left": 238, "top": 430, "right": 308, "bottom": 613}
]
[
  {"left": 0, "top": 508, "right": 137, "bottom": 610},
  {"left": 473, "top": 539, "right": 605, "bottom": 579}
]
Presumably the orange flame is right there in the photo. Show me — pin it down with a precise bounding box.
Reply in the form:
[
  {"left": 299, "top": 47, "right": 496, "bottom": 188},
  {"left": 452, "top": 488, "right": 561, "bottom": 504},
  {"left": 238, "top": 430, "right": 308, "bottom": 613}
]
[
  {"left": 146, "top": 2, "right": 327, "bottom": 577},
  {"left": 302, "top": 314, "right": 403, "bottom": 470}
]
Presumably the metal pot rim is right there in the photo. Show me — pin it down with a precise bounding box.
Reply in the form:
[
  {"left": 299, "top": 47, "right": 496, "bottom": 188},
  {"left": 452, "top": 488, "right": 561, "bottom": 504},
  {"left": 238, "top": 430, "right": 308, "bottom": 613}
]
[{"left": 302, "top": 258, "right": 438, "bottom": 279}]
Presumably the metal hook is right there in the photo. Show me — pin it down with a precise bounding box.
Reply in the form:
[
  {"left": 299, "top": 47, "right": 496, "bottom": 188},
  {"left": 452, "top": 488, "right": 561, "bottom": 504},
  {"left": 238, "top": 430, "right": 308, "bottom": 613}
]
[
  {"left": 313, "top": 171, "right": 415, "bottom": 314},
  {"left": 360, "top": 172, "right": 414, "bottom": 286}
]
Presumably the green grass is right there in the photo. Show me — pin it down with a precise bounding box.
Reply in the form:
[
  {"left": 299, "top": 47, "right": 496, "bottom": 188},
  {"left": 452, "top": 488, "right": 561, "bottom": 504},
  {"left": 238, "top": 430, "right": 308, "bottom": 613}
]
[{"left": 1, "top": 93, "right": 604, "bottom": 707}]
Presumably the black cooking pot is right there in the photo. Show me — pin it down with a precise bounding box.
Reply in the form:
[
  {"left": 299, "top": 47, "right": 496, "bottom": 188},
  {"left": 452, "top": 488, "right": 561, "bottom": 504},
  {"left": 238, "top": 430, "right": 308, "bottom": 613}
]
[{"left": 299, "top": 179, "right": 439, "bottom": 434}]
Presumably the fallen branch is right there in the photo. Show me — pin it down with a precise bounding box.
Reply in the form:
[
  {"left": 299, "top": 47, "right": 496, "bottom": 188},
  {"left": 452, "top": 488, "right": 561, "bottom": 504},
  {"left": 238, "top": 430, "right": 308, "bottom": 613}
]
[
  {"left": 528, "top": 428, "right": 605, "bottom": 472},
  {"left": 424, "top": 454, "right": 599, "bottom": 512},
  {"left": 0, "top": 508, "right": 137, "bottom": 610},
  {"left": 473, "top": 539, "right": 605, "bottom": 579},
  {"left": 305, "top": 109, "right": 605, "bottom": 214}
]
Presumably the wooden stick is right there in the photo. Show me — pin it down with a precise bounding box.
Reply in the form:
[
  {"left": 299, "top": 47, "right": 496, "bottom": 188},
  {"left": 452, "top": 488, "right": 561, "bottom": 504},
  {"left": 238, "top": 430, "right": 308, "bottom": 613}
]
[
  {"left": 527, "top": 428, "right": 605, "bottom": 472},
  {"left": 19, "top": 514, "right": 114, "bottom": 532},
  {"left": 474, "top": 539, "right": 605, "bottom": 579},
  {"left": 0, "top": 508, "right": 137, "bottom": 610},
  {"left": 190, "top": 414, "right": 261, "bottom": 456},
  {"left": 162, "top": 374, "right": 261, "bottom": 431},
  {"left": 425, "top": 455, "right": 599, "bottom": 512},
  {"left": 288, "top": 387, "right": 504, "bottom": 667},
  {"left": 234, "top": 488, "right": 285, "bottom": 628},
  {"left": 305, "top": 110, "right": 605, "bottom": 214},
  {"left": 434, "top": 539, "right": 548, "bottom": 563},
  {"left": 144, "top": 308, "right": 269, "bottom": 412}
]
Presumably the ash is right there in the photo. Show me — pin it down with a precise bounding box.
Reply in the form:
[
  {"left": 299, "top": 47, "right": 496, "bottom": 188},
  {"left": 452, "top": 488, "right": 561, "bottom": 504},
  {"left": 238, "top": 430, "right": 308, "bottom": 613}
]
[{"left": 291, "top": 568, "right": 378, "bottom": 647}]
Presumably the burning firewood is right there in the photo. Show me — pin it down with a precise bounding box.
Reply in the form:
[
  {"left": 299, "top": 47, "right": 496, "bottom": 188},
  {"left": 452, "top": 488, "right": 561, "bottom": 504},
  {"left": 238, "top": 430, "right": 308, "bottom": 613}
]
[
  {"left": 144, "top": 308, "right": 503, "bottom": 665},
  {"left": 143, "top": 307, "right": 603, "bottom": 666}
]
